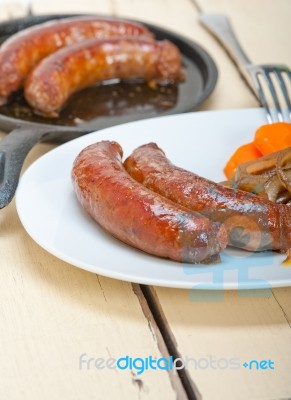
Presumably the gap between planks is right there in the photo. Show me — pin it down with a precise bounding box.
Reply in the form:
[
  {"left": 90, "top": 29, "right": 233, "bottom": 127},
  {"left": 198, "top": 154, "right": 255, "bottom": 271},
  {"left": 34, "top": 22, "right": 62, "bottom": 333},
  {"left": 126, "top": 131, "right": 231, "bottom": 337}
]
[
  {"left": 131, "top": 283, "right": 189, "bottom": 400},
  {"left": 133, "top": 283, "right": 202, "bottom": 400}
]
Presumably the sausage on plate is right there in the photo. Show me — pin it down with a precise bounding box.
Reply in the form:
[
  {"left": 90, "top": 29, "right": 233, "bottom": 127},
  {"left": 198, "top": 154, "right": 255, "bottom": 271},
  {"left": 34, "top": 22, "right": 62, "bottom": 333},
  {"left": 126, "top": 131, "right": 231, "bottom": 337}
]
[
  {"left": 124, "top": 143, "right": 291, "bottom": 252},
  {"left": 0, "top": 16, "right": 153, "bottom": 104},
  {"left": 71, "top": 141, "right": 227, "bottom": 263}
]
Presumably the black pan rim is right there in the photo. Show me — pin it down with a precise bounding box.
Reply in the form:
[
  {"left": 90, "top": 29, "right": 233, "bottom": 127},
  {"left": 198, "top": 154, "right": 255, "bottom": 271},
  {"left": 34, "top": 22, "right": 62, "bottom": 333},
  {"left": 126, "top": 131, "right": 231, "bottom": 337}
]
[{"left": 0, "top": 13, "right": 218, "bottom": 133}]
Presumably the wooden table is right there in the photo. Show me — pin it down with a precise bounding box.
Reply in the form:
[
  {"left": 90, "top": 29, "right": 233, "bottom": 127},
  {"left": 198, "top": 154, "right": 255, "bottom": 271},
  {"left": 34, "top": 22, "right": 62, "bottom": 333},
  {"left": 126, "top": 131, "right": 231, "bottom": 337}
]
[{"left": 1, "top": 1, "right": 291, "bottom": 399}]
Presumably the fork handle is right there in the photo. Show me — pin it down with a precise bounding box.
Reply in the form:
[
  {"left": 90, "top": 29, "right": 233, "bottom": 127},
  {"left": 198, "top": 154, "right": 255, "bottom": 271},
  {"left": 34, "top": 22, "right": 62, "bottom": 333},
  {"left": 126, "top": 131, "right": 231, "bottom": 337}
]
[{"left": 199, "top": 13, "right": 251, "bottom": 67}]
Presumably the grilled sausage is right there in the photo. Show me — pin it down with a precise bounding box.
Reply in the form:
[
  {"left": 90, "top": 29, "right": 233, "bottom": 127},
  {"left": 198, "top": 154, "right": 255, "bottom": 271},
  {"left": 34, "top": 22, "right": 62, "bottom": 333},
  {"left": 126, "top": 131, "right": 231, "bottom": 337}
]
[
  {"left": 124, "top": 143, "right": 291, "bottom": 252},
  {"left": 71, "top": 141, "right": 227, "bottom": 263},
  {"left": 0, "top": 16, "right": 153, "bottom": 105},
  {"left": 25, "top": 37, "right": 182, "bottom": 117}
]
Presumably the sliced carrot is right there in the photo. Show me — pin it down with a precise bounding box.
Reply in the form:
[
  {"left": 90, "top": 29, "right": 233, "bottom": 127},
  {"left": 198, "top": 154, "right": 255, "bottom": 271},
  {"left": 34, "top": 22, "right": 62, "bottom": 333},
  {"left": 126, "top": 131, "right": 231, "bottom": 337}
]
[
  {"left": 254, "top": 122, "right": 291, "bottom": 155},
  {"left": 224, "top": 142, "right": 262, "bottom": 179}
]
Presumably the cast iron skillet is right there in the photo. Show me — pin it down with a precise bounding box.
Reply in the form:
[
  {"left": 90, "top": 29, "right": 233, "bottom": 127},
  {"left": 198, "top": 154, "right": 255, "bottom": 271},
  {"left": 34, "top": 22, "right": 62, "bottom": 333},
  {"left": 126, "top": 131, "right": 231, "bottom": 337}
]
[{"left": 0, "top": 13, "right": 218, "bottom": 209}]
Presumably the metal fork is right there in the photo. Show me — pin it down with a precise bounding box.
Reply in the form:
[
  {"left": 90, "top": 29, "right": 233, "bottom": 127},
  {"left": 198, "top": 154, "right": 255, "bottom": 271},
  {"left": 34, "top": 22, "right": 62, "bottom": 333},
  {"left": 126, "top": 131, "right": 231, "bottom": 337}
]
[{"left": 199, "top": 13, "right": 291, "bottom": 124}]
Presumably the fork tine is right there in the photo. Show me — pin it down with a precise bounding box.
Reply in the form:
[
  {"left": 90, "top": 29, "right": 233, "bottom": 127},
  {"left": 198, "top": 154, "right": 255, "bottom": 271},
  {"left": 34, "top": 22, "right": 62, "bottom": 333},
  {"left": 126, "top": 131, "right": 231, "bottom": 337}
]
[
  {"left": 273, "top": 68, "right": 291, "bottom": 122},
  {"left": 251, "top": 70, "right": 274, "bottom": 124},
  {"left": 247, "top": 65, "right": 291, "bottom": 123},
  {"left": 263, "top": 68, "right": 284, "bottom": 122}
]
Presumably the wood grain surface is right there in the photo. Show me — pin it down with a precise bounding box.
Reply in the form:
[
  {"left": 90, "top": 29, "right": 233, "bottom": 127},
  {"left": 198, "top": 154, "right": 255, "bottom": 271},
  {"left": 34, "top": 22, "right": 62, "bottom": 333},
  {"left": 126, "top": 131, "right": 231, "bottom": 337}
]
[{"left": 0, "top": 0, "right": 291, "bottom": 399}]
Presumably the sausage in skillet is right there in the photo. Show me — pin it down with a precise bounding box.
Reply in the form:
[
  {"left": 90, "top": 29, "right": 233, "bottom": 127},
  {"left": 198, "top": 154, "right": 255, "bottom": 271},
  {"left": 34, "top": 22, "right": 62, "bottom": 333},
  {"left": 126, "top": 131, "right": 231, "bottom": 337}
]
[
  {"left": 25, "top": 37, "right": 182, "bottom": 117},
  {"left": 0, "top": 16, "right": 153, "bottom": 105}
]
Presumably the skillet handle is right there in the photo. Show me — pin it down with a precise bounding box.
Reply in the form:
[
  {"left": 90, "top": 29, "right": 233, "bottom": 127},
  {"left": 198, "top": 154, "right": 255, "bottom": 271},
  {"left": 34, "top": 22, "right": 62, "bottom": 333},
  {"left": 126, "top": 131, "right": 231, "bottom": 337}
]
[{"left": 0, "top": 125, "right": 52, "bottom": 209}]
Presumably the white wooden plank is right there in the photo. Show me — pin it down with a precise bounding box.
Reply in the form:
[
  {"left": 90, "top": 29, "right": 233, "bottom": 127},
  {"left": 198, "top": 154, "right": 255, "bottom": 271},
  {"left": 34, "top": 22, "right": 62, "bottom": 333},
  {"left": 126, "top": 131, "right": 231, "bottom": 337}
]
[
  {"left": 152, "top": 287, "right": 291, "bottom": 400},
  {"left": 195, "top": 0, "right": 291, "bottom": 65},
  {"left": 0, "top": 2, "right": 25, "bottom": 21},
  {"left": 31, "top": 0, "right": 114, "bottom": 15},
  {"left": 273, "top": 287, "right": 291, "bottom": 325},
  {"left": 0, "top": 138, "right": 181, "bottom": 399}
]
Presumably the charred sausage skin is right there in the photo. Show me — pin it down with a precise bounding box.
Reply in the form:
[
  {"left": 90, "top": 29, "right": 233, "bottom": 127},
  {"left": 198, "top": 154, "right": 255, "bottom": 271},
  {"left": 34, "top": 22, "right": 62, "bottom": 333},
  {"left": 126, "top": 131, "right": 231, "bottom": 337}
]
[
  {"left": 25, "top": 37, "right": 182, "bottom": 117},
  {"left": 124, "top": 143, "right": 291, "bottom": 252},
  {"left": 0, "top": 16, "right": 153, "bottom": 104},
  {"left": 71, "top": 141, "right": 227, "bottom": 263}
]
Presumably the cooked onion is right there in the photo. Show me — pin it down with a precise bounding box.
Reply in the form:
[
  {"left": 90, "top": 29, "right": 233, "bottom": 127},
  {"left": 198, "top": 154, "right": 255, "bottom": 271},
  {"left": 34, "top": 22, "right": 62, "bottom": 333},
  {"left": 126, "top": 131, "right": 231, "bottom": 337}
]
[
  {"left": 264, "top": 174, "right": 286, "bottom": 202},
  {"left": 222, "top": 147, "right": 291, "bottom": 204},
  {"left": 276, "top": 148, "right": 291, "bottom": 193}
]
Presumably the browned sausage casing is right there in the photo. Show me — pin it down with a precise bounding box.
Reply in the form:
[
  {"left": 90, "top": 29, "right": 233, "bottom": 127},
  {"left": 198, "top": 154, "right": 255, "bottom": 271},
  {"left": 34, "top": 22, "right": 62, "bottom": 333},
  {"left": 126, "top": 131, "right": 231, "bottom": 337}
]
[
  {"left": 71, "top": 141, "right": 227, "bottom": 263},
  {"left": 124, "top": 143, "right": 291, "bottom": 252},
  {"left": 25, "top": 37, "right": 182, "bottom": 117},
  {"left": 0, "top": 16, "right": 153, "bottom": 104}
]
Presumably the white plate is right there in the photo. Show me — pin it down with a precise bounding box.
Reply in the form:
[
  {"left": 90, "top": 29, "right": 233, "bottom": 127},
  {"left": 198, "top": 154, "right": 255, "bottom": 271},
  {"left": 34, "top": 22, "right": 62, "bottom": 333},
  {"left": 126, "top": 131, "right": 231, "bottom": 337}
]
[{"left": 16, "top": 109, "right": 291, "bottom": 290}]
